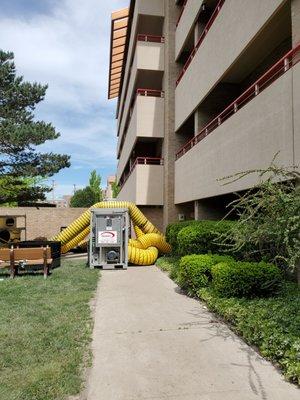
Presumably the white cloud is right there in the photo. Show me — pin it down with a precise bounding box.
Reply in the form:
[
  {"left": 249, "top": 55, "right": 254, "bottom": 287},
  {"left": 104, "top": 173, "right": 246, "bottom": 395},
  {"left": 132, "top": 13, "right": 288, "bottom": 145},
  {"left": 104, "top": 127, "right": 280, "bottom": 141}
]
[{"left": 0, "top": 0, "right": 128, "bottom": 195}]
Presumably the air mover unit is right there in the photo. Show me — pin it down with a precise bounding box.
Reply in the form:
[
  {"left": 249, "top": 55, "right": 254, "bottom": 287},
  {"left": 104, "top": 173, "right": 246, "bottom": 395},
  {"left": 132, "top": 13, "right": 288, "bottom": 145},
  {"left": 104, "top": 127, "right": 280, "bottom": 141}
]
[
  {"left": 0, "top": 216, "right": 24, "bottom": 246},
  {"left": 88, "top": 208, "right": 129, "bottom": 270}
]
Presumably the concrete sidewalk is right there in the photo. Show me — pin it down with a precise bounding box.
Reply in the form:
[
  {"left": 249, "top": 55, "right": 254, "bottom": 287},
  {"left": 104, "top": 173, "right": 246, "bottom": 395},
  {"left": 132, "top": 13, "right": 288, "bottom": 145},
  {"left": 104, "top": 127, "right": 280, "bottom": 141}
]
[{"left": 85, "top": 266, "right": 299, "bottom": 400}]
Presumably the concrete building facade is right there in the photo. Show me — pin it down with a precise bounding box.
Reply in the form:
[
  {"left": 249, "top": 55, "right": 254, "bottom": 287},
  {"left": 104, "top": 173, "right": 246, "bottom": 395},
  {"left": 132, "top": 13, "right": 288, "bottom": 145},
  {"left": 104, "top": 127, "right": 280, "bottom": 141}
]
[{"left": 109, "top": 0, "right": 300, "bottom": 231}]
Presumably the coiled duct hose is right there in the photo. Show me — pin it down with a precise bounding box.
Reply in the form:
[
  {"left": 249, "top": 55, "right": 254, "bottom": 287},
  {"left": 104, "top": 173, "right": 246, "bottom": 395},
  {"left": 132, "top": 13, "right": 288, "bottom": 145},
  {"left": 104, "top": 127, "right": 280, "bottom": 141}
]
[{"left": 51, "top": 201, "right": 171, "bottom": 265}]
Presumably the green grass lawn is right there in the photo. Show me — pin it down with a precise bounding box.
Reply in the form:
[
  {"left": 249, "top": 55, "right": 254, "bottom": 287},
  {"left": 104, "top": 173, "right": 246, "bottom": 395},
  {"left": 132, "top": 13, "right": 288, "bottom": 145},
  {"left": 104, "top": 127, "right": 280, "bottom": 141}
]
[
  {"left": 157, "top": 256, "right": 300, "bottom": 384},
  {"left": 0, "top": 259, "right": 99, "bottom": 400}
]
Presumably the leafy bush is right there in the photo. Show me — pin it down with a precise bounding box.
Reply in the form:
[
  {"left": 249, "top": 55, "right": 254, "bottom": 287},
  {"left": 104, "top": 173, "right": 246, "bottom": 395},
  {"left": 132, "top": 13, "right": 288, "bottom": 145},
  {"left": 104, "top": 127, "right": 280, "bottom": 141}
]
[
  {"left": 217, "top": 158, "right": 300, "bottom": 272},
  {"left": 177, "top": 254, "right": 234, "bottom": 296},
  {"left": 156, "top": 256, "right": 180, "bottom": 281},
  {"left": 177, "top": 220, "right": 237, "bottom": 257},
  {"left": 199, "top": 283, "right": 300, "bottom": 384},
  {"left": 166, "top": 221, "right": 198, "bottom": 255},
  {"left": 211, "top": 260, "right": 282, "bottom": 298}
]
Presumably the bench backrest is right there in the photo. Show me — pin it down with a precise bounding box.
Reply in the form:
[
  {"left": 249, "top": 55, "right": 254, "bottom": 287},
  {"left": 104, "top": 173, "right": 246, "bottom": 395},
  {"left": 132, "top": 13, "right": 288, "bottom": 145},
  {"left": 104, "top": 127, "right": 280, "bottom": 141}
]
[
  {"left": 0, "top": 248, "right": 12, "bottom": 262},
  {"left": 13, "top": 247, "right": 51, "bottom": 261}
]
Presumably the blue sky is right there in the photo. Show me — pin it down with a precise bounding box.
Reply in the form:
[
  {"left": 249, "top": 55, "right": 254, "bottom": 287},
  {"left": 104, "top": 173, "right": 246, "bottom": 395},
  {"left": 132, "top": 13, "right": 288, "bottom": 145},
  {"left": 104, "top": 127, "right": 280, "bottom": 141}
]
[{"left": 0, "top": 0, "right": 128, "bottom": 198}]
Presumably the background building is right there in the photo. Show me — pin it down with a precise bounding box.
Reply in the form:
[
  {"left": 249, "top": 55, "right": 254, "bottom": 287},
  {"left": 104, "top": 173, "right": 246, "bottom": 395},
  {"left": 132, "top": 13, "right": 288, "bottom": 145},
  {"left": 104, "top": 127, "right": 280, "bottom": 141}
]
[
  {"left": 52, "top": 195, "right": 72, "bottom": 208},
  {"left": 103, "top": 175, "right": 117, "bottom": 200},
  {"left": 109, "top": 0, "right": 300, "bottom": 231}
]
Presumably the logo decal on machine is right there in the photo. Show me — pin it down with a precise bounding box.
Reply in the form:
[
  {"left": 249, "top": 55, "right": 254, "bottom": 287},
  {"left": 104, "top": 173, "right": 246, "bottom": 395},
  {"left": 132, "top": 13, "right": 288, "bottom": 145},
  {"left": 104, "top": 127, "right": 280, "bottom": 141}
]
[{"left": 98, "top": 231, "right": 118, "bottom": 244}]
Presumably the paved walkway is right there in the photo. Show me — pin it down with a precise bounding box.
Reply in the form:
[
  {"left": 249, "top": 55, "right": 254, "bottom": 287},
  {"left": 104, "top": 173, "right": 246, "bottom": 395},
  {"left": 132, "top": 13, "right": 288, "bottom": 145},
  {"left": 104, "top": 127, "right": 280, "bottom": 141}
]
[{"left": 86, "top": 266, "right": 299, "bottom": 400}]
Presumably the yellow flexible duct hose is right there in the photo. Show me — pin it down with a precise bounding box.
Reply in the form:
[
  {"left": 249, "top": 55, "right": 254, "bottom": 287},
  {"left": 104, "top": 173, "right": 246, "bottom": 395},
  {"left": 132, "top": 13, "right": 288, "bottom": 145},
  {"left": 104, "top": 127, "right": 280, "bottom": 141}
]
[
  {"left": 137, "top": 233, "right": 172, "bottom": 254},
  {"left": 61, "top": 226, "right": 90, "bottom": 254},
  {"left": 128, "top": 245, "right": 158, "bottom": 266},
  {"left": 128, "top": 238, "right": 144, "bottom": 249},
  {"left": 133, "top": 225, "right": 144, "bottom": 239},
  {"left": 51, "top": 201, "right": 170, "bottom": 266}
]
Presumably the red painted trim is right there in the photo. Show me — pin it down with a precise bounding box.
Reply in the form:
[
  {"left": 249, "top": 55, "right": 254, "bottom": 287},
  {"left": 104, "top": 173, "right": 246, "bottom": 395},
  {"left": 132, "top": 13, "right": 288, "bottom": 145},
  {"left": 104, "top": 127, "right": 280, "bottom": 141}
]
[
  {"left": 118, "top": 89, "right": 164, "bottom": 157},
  {"left": 137, "top": 34, "right": 165, "bottom": 43},
  {"left": 176, "top": 43, "right": 300, "bottom": 160},
  {"left": 176, "top": 0, "right": 225, "bottom": 86},
  {"left": 120, "top": 158, "right": 164, "bottom": 187},
  {"left": 136, "top": 88, "right": 164, "bottom": 97}
]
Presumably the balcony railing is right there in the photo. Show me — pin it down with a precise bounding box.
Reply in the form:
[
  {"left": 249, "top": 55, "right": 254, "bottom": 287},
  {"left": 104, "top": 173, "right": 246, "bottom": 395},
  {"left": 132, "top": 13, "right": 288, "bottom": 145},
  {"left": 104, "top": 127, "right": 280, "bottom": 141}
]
[
  {"left": 136, "top": 88, "right": 164, "bottom": 97},
  {"left": 119, "top": 157, "right": 164, "bottom": 188},
  {"left": 118, "top": 89, "right": 165, "bottom": 156},
  {"left": 117, "top": 34, "right": 165, "bottom": 137},
  {"left": 176, "top": 43, "right": 300, "bottom": 160},
  {"left": 137, "top": 34, "right": 165, "bottom": 43},
  {"left": 176, "top": 0, "right": 225, "bottom": 86},
  {"left": 176, "top": 0, "right": 188, "bottom": 27}
]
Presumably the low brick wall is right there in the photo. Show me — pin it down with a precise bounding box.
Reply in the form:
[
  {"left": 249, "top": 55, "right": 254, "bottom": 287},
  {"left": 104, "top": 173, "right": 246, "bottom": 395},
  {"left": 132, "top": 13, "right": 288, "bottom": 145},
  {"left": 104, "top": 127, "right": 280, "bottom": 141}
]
[
  {"left": 0, "top": 205, "right": 165, "bottom": 242},
  {"left": 0, "top": 207, "right": 87, "bottom": 240}
]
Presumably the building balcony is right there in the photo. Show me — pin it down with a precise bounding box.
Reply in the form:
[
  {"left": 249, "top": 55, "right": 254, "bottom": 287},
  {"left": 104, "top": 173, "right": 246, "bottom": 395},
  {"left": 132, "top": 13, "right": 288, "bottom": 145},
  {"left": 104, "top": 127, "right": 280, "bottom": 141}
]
[
  {"left": 117, "top": 89, "right": 164, "bottom": 177},
  {"left": 118, "top": 35, "right": 165, "bottom": 141},
  {"left": 175, "top": 45, "right": 300, "bottom": 204},
  {"left": 117, "top": 158, "right": 164, "bottom": 206},
  {"left": 175, "top": 0, "right": 205, "bottom": 60},
  {"left": 117, "top": 0, "right": 165, "bottom": 119},
  {"left": 175, "top": 0, "right": 286, "bottom": 131}
]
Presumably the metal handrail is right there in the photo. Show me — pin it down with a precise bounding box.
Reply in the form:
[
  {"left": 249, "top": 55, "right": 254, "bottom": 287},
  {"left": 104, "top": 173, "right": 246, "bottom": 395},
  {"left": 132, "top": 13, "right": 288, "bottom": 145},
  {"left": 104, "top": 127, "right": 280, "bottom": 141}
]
[
  {"left": 137, "top": 34, "right": 165, "bottom": 43},
  {"left": 137, "top": 89, "right": 164, "bottom": 97},
  {"left": 118, "top": 89, "right": 164, "bottom": 157},
  {"left": 176, "top": 43, "right": 300, "bottom": 160},
  {"left": 120, "top": 158, "right": 164, "bottom": 188},
  {"left": 118, "top": 34, "right": 165, "bottom": 138},
  {"left": 176, "top": 0, "right": 225, "bottom": 86}
]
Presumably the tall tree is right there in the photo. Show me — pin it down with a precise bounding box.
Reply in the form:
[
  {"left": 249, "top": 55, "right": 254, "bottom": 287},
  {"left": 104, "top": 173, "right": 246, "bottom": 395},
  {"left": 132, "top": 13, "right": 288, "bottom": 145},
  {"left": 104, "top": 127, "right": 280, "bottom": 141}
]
[
  {"left": 70, "top": 186, "right": 97, "bottom": 208},
  {"left": 89, "top": 169, "right": 102, "bottom": 202},
  {"left": 0, "top": 50, "right": 70, "bottom": 204},
  {"left": 111, "top": 181, "right": 120, "bottom": 198},
  {"left": 70, "top": 170, "right": 103, "bottom": 207}
]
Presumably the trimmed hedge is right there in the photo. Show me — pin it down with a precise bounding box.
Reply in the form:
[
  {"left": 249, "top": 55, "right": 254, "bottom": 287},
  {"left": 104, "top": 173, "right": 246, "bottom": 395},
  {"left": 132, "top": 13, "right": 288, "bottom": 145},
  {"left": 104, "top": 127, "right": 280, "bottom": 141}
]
[
  {"left": 177, "top": 254, "right": 234, "bottom": 296},
  {"left": 166, "top": 220, "right": 198, "bottom": 255},
  {"left": 176, "top": 220, "right": 237, "bottom": 257},
  {"left": 211, "top": 260, "right": 282, "bottom": 298},
  {"left": 199, "top": 284, "right": 300, "bottom": 384},
  {"left": 156, "top": 256, "right": 180, "bottom": 281},
  {"left": 156, "top": 254, "right": 298, "bottom": 384}
]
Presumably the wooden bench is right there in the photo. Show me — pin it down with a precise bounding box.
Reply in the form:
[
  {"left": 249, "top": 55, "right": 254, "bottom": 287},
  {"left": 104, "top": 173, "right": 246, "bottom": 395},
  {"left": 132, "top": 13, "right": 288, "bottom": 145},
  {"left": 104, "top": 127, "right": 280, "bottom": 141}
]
[{"left": 0, "top": 246, "right": 53, "bottom": 279}]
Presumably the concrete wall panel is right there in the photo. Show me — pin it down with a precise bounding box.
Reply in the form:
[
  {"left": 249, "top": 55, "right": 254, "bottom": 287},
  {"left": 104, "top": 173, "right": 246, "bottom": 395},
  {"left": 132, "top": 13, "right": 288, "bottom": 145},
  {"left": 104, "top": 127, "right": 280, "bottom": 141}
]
[
  {"left": 175, "top": 0, "right": 204, "bottom": 59},
  {"left": 117, "top": 96, "right": 164, "bottom": 180},
  {"left": 175, "top": 0, "right": 285, "bottom": 130},
  {"left": 118, "top": 0, "right": 164, "bottom": 125},
  {"left": 175, "top": 71, "right": 294, "bottom": 203},
  {"left": 118, "top": 41, "right": 164, "bottom": 142},
  {"left": 118, "top": 165, "right": 164, "bottom": 206}
]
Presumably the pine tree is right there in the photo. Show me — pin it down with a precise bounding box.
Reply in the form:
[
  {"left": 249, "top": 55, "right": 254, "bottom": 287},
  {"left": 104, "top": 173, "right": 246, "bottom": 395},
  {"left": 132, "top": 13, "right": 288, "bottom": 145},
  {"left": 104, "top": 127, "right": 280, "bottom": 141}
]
[{"left": 0, "top": 50, "right": 70, "bottom": 204}]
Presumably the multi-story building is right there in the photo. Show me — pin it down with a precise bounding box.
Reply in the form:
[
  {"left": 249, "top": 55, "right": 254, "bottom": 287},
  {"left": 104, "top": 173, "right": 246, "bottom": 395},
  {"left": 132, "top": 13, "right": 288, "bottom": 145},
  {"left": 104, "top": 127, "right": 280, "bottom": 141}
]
[
  {"left": 109, "top": 0, "right": 300, "bottom": 231},
  {"left": 103, "top": 175, "right": 117, "bottom": 201}
]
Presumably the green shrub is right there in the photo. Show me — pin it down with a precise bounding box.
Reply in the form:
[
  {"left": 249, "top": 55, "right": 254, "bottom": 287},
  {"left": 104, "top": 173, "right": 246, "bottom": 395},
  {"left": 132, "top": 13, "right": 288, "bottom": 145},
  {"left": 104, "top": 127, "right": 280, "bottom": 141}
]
[
  {"left": 156, "top": 256, "right": 180, "bottom": 280},
  {"left": 177, "top": 220, "right": 237, "bottom": 257},
  {"left": 199, "top": 283, "right": 300, "bottom": 384},
  {"left": 166, "top": 220, "right": 198, "bottom": 255},
  {"left": 217, "top": 159, "right": 300, "bottom": 272},
  {"left": 212, "top": 260, "right": 283, "bottom": 298},
  {"left": 177, "top": 254, "right": 234, "bottom": 296}
]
